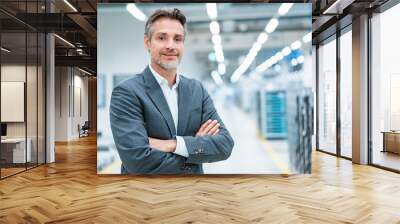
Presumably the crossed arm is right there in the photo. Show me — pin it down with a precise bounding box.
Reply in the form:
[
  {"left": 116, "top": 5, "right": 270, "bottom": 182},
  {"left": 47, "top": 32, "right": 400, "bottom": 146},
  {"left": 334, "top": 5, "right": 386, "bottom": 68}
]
[{"left": 148, "top": 119, "right": 221, "bottom": 153}]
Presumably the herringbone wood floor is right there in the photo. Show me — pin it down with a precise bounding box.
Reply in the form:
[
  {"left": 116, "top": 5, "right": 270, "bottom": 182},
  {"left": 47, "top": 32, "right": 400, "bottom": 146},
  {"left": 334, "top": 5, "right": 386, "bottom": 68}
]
[{"left": 1, "top": 135, "right": 400, "bottom": 223}]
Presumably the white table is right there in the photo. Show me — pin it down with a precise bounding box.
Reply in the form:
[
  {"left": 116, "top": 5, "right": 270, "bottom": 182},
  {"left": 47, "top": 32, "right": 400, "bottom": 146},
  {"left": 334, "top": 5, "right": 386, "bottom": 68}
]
[{"left": 1, "top": 138, "right": 31, "bottom": 163}]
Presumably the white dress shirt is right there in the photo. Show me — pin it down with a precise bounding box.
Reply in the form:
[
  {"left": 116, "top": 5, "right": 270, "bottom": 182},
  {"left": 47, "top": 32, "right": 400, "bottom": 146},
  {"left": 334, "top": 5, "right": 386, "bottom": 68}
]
[{"left": 148, "top": 64, "right": 189, "bottom": 158}]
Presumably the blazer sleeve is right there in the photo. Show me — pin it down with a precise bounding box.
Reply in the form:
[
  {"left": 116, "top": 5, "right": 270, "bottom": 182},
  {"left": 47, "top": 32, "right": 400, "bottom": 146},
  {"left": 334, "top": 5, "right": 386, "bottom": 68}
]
[
  {"left": 182, "top": 83, "right": 234, "bottom": 164},
  {"left": 110, "top": 84, "right": 185, "bottom": 174}
]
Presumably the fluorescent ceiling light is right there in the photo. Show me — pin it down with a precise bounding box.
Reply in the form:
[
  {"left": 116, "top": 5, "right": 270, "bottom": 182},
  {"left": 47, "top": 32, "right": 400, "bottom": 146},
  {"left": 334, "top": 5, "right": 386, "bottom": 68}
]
[
  {"left": 211, "top": 70, "right": 223, "bottom": 85},
  {"left": 303, "top": 32, "right": 312, "bottom": 43},
  {"left": 270, "top": 56, "right": 278, "bottom": 65},
  {"left": 290, "top": 40, "right": 302, "bottom": 50},
  {"left": 218, "top": 63, "right": 226, "bottom": 75},
  {"left": 78, "top": 67, "right": 92, "bottom": 76},
  {"left": 212, "top": 34, "right": 221, "bottom": 45},
  {"left": 126, "top": 4, "right": 146, "bottom": 21},
  {"left": 253, "top": 42, "right": 262, "bottom": 53},
  {"left": 214, "top": 45, "right": 224, "bottom": 63},
  {"left": 215, "top": 53, "right": 224, "bottom": 63},
  {"left": 206, "top": 3, "right": 218, "bottom": 20},
  {"left": 275, "top": 52, "right": 284, "bottom": 61},
  {"left": 323, "top": 0, "right": 344, "bottom": 15},
  {"left": 278, "top": 3, "right": 293, "bottom": 16},
  {"left": 1, "top": 47, "right": 11, "bottom": 53},
  {"left": 214, "top": 44, "right": 222, "bottom": 53},
  {"left": 257, "top": 32, "right": 268, "bottom": 45},
  {"left": 282, "top": 46, "right": 291, "bottom": 56},
  {"left": 256, "top": 59, "right": 273, "bottom": 73},
  {"left": 210, "top": 21, "right": 220, "bottom": 34},
  {"left": 230, "top": 72, "right": 240, "bottom": 83},
  {"left": 232, "top": 18, "right": 278, "bottom": 83},
  {"left": 54, "top": 34, "right": 75, "bottom": 48},
  {"left": 63, "top": 0, "right": 78, "bottom": 12},
  {"left": 265, "top": 18, "right": 279, "bottom": 33}
]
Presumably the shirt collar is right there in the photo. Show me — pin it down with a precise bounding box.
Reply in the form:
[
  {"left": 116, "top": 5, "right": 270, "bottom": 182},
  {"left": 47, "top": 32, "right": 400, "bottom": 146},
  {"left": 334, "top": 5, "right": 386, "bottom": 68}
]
[{"left": 149, "top": 64, "right": 180, "bottom": 89}]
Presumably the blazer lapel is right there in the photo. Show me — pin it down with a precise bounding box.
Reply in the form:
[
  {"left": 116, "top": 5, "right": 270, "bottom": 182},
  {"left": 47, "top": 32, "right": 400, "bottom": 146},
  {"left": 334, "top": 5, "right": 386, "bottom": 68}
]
[
  {"left": 177, "top": 77, "right": 191, "bottom": 136},
  {"left": 143, "top": 66, "right": 177, "bottom": 136}
]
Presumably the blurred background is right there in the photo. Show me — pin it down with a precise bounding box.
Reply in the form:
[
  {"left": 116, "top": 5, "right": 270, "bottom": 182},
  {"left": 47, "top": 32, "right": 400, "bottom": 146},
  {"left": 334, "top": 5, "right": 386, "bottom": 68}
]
[{"left": 97, "top": 3, "right": 313, "bottom": 174}]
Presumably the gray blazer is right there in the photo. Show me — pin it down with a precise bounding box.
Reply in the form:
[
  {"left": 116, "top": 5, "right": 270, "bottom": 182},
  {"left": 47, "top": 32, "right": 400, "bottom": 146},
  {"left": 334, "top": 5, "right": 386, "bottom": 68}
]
[{"left": 110, "top": 66, "right": 234, "bottom": 174}]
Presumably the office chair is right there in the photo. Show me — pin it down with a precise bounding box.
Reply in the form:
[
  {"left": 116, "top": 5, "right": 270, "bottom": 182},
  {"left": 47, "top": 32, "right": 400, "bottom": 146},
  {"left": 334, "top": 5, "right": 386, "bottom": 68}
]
[{"left": 79, "top": 121, "right": 90, "bottom": 138}]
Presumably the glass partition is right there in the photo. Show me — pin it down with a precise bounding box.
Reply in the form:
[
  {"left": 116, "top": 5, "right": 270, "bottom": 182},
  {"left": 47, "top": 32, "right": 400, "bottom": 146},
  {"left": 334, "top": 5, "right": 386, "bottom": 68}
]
[
  {"left": 0, "top": 1, "right": 46, "bottom": 179},
  {"left": 339, "top": 28, "right": 352, "bottom": 158},
  {"left": 1, "top": 30, "right": 28, "bottom": 177},
  {"left": 317, "top": 36, "right": 337, "bottom": 154}
]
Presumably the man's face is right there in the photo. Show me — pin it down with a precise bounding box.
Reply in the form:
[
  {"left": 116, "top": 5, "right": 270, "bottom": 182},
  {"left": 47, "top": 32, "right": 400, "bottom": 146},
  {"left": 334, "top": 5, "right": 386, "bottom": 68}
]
[{"left": 144, "top": 18, "right": 185, "bottom": 71}]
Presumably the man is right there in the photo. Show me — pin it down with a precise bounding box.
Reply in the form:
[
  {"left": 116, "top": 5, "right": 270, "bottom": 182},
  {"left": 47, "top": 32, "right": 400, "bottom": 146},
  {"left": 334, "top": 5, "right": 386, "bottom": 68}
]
[{"left": 110, "top": 8, "right": 234, "bottom": 174}]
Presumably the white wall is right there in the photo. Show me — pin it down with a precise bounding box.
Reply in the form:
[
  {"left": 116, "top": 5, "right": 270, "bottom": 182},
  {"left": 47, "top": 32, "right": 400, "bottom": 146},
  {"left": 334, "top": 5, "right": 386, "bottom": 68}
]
[
  {"left": 1, "top": 65, "right": 31, "bottom": 138},
  {"left": 54, "top": 67, "right": 89, "bottom": 141}
]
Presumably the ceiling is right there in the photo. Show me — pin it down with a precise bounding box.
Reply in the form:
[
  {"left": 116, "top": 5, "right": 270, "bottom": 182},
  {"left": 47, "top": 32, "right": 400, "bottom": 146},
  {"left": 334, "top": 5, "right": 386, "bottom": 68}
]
[{"left": 1, "top": 1, "right": 313, "bottom": 77}]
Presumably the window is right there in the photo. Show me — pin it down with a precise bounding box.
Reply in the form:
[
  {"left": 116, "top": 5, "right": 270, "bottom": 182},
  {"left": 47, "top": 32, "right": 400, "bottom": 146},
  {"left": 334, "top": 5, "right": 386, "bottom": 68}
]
[
  {"left": 318, "top": 37, "right": 337, "bottom": 154},
  {"left": 371, "top": 3, "right": 400, "bottom": 171},
  {"left": 339, "top": 29, "right": 352, "bottom": 158}
]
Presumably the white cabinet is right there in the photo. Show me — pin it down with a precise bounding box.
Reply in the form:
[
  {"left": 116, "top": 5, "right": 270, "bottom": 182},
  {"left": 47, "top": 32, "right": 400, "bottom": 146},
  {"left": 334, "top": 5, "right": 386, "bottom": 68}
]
[{"left": 1, "top": 138, "right": 32, "bottom": 163}]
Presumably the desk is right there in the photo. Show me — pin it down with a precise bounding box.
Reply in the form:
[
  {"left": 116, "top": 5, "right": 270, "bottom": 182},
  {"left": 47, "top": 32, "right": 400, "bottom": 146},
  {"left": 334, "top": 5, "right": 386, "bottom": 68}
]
[
  {"left": 382, "top": 131, "right": 400, "bottom": 154},
  {"left": 1, "top": 138, "right": 31, "bottom": 163}
]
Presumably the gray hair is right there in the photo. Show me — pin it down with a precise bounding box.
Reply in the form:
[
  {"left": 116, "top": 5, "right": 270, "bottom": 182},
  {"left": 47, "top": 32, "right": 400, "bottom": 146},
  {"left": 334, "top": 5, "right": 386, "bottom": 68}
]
[{"left": 144, "top": 8, "right": 187, "bottom": 39}]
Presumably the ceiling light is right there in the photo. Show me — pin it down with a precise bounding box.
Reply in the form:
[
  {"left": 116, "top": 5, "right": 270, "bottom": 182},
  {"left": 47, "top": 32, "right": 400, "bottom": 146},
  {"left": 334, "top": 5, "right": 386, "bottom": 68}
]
[
  {"left": 265, "top": 18, "right": 279, "bottom": 34},
  {"left": 206, "top": 3, "right": 217, "bottom": 20},
  {"left": 322, "top": 0, "right": 344, "bottom": 15},
  {"left": 54, "top": 34, "right": 75, "bottom": 48},
  {"left": 126, "top": 4, "right": 146, "bottom": 21},
  {"left": 257, "top": 32, "right": 268, "bottom": 45},
  {"left": 253, "top": 42, "right": 262, "bottom": 52},
  {"left": 211, "top": 70, "right": 223, "bottom": 85},
  {"left": 216, "top": 54, "right": 224, "bottom": 63},
  {"left": 303, "top": 32, "right": 312, "bottom": 43},
  {"left": 63, "top": 0, "right": 78, "bottom": 12},
  {"left": 270, "top": 56, "right": 278, "bottom": 65},
  {"left": 78, "top": 67, "right": 92, "bottom": 76},
  {"left": 210, "top": 21, "right": 220, "bottom": 34},
  {"left": 214, "top": 44, "right": 222, "bottom": 53},
  {"left": 218, "top": 63, "right": 226, "bottom": 75},
  {"left": 212, "top": 34, "right": 221, "bottom": 45},
  {"left": 275, "top": 52, "right": 284, "bottom": 61},
  {"left": 290, "top": 40, "right": 302, "bottom": 50},
  {"left": 282, "top": 46, "right": 291, "bottom": 56},
  {"left": 256, "top": 59, "right": 273, "bottom": 73},
  {"left": 278, "top": 3, "right": 293, "bottom": 16},
  {"left": 1, "top": 47, "right": 11, "bottom": 53},
  {"left": 214, "top": 43, "right": 224, "bottom": 63}
]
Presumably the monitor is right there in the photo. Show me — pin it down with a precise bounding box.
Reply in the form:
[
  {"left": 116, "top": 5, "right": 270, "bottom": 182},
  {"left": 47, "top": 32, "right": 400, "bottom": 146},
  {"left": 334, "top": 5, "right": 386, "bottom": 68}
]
[{"left": 1, "top": 123, "right": 7, "bottom": 137}]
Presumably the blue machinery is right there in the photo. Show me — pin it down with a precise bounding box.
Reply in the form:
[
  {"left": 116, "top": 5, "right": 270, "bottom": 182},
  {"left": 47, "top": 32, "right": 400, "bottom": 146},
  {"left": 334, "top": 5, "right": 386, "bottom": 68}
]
[{"left": 258, "top": 84, "right": 314, "bottom": 173}]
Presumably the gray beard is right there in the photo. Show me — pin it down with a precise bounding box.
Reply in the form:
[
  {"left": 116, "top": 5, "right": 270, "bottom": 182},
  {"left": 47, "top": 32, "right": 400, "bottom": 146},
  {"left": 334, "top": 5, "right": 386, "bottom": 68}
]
[{"left": 157, "top": 58, "right": 180, "bottom": 70}]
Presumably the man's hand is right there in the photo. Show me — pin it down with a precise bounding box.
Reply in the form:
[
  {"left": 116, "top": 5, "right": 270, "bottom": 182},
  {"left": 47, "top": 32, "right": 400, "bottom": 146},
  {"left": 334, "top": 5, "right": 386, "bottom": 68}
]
[
  {"left": 148, "top": 120, "right": 220, "bottom": 152},
  {"left": 148, "top": 137, "right": 177, "bottom": 153},
  {"left": 195, "top": 119, "right": 220, "bottom": 137}
]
